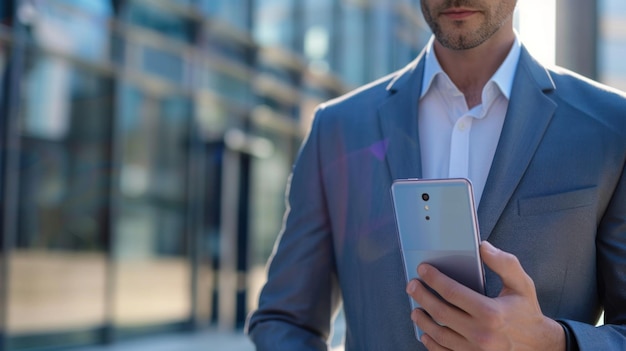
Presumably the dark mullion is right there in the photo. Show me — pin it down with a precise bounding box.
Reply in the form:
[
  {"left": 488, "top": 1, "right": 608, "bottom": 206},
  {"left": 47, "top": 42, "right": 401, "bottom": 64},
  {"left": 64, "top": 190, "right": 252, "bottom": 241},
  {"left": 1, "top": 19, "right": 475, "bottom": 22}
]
[{"left": 0, "top": 1, "right": 24, "bottom": 350}]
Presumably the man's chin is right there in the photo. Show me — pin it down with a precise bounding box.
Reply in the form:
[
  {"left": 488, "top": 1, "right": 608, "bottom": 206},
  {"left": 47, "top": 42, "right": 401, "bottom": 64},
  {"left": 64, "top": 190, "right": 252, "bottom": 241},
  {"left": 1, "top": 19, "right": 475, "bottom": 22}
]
[{"left": 435, "top": 34, "right": 485, "bottom": 51}]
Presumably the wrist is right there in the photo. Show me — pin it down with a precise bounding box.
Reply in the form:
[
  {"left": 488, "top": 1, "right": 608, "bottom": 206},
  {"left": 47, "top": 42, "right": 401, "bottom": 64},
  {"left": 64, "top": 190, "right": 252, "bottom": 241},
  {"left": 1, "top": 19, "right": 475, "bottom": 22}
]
[
  {"left": 555, "top": 319, "right": 580, "bottom": 351},
  {"left": 547, "top": 318, "right": 567, "bottom": 351}
]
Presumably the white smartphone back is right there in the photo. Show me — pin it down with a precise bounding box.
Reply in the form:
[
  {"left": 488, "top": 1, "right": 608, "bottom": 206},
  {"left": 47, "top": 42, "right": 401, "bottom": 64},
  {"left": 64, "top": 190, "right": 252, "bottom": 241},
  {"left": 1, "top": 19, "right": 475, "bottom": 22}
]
[{"left": 391, "top": 178, "right": 485, "bottom": 340}]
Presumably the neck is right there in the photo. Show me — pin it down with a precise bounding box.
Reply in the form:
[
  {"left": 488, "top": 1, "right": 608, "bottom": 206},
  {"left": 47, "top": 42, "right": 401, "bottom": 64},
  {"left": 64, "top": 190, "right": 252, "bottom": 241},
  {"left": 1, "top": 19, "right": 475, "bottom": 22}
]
[{"left": 434, "top": 25, "right": 515, "bottom": 108}]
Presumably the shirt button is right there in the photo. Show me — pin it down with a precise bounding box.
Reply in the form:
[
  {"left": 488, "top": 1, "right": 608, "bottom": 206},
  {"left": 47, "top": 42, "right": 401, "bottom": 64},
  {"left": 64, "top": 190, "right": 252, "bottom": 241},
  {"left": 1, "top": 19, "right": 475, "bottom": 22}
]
[{"left": 458, "top": 122, "right": 467, "bottom": 131}]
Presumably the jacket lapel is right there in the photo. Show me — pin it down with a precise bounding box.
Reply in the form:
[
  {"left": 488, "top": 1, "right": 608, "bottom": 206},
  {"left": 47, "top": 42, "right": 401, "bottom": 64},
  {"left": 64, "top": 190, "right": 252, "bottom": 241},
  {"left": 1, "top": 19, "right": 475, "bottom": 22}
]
[
  {"left": 378, "top": 47, "right": 557, "bottom": 241},
  {"left": 378, "top": 54, "right": 426, "bottom": 181},
  {"left": 477, "top": 47, "right": 557, "bottom": 240}
]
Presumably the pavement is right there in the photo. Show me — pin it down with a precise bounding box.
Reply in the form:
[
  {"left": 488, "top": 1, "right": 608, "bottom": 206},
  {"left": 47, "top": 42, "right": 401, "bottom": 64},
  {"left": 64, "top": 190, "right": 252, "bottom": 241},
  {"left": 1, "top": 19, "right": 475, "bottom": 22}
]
[
  {"left": 72, "top": 327, "right": 345, "bottom": 351},
  {"left": 73, "top": 329, "right": 255, "bottom": 351},
  {"left": 72, "top": 313, "right": 346, "bottom": 351}
]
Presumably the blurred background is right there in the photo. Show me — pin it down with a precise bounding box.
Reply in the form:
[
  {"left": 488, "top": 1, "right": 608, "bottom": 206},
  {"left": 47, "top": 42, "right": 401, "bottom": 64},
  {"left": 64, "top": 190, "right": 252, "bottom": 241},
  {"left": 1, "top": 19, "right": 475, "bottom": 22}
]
[{"left": 0, "top": 0, "right": 623, "bottom": 350}]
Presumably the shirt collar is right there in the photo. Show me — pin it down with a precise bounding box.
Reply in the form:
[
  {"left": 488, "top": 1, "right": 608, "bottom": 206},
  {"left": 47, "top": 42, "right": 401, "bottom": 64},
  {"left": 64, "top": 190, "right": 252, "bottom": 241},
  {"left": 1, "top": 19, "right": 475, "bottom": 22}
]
[{"left": 420, "top": 32, "right": 522, "bottom": 100}]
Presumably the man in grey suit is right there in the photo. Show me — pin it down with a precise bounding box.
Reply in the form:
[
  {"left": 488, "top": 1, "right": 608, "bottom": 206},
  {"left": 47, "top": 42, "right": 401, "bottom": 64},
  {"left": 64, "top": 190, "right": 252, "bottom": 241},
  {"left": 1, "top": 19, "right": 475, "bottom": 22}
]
[{"left": 247, "top": 0, "right": 626, "bottom": 350}]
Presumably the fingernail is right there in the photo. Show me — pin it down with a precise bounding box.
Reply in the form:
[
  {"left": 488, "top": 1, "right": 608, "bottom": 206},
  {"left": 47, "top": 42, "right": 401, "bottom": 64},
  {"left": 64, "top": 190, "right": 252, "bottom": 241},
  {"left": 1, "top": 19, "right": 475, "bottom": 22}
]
[
  {"left": 418, "top": 264, "right": 427, "bottom": 277},
  {"left": 482, "top": 241, "right": 497, "bottom": 253},
  {"left": 407, "top": 280, "right": 417, "bottom": 294},
  {"left": 411, "top": 311, "right": 419, "bottom": 324}
]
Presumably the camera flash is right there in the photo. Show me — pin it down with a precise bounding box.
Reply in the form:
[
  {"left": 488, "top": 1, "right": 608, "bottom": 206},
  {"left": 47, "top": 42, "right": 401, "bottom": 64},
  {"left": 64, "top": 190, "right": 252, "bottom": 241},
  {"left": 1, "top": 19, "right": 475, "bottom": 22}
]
[{"left": 425, "top": 205, "right": 430, "bottom": 211}]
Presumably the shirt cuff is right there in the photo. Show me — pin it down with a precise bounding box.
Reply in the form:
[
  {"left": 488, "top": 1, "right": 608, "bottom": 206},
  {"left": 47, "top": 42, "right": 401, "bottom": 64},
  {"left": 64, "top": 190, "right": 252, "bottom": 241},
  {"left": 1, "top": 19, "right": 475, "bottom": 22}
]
[{"left": 556, "top": 320, "right": 579, "bottom": 351}]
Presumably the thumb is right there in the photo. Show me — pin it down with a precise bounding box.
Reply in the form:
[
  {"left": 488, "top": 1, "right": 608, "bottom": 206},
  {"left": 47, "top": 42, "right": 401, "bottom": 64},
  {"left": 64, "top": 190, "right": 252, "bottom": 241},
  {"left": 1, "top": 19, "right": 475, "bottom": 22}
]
[{"left": 480, "top": 241, "right": 535, "bottom": 295}]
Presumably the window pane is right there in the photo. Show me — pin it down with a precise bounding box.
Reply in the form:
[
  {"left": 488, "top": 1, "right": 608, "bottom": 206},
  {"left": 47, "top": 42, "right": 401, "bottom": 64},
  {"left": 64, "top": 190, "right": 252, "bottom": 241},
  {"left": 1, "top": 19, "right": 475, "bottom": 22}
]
[
  {"left": 32, "top": 0, "right": 112, "bottom": 63},
  {"left": 339, "top": 1, "right": 366, "bottom": 86},
  {"left": 9, "top": 49, "right": 111, "bottom": 348},
  {"left": 113, "top": 83, "right": 192, "bottom": 327},
  {"left": 195, "top": 0, "right": 250, "bottom": 31},
  {"left": 302, "top": 0, "right": 334, "bottom": 73},
  {"left": 124, "top": 1, "right": 194, "bottom": 42},
  {"left": 247, "top": 129, "right": 294, "bottom": 312},
  {"left": 254, "top": 0, "right": 295, "bottom": 48}
]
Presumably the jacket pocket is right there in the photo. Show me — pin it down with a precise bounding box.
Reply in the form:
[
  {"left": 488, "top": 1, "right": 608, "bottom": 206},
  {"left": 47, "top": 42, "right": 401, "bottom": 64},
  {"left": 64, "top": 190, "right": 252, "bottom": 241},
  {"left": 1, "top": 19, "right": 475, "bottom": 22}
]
[{"left": 518, "top": 186, "right": 597, "bottom": 216}]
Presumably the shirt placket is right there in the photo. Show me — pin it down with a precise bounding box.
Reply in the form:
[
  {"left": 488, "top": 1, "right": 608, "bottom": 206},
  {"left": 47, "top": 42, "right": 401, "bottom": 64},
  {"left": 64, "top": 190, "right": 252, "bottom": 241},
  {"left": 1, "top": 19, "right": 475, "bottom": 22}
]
[{"left": 449, "top": 114, "right": 472, "bottom": 179}]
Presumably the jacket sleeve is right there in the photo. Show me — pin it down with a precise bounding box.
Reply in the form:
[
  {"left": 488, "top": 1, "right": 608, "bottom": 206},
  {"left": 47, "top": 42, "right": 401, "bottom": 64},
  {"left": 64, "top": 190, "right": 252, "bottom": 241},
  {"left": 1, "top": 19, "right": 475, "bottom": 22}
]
[
  {"left": 246, "top": 107, "right": 342, "bottom": 351},
  {"left": 560, "top": 161, "right": 626, "bottom": 350}
]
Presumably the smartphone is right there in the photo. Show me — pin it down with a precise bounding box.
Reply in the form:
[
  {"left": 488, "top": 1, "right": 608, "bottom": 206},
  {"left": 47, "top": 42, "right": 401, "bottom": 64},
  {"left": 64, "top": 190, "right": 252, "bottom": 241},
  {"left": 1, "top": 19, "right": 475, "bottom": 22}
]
[{"left": 390, "top": 178, "right": 485, "bottom": 340}]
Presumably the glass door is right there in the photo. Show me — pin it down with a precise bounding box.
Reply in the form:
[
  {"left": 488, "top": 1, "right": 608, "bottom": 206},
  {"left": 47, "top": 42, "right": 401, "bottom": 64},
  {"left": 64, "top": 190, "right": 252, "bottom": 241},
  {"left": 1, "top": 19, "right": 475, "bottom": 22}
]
[
  {"left": 8, "top": 42, "right": 113, "bottom": 351},
  {"left": 112, "top": 83, "right": 193, "bottom": 335},
  {"left": 5, "top": 1, "right": 114, "bottom": 348}
]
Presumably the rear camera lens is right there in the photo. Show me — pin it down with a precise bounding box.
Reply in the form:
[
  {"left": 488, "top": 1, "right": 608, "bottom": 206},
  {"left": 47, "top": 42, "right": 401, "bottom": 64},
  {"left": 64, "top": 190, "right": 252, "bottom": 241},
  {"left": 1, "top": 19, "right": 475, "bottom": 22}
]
[{"left": 422, "top": 193, "right": 429, "bottom": 201}]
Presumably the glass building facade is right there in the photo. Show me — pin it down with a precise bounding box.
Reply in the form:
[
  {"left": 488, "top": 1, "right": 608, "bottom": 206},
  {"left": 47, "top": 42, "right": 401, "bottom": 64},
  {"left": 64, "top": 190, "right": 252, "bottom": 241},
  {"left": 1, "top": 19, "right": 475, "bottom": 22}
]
[
  {"left": 0, "top": 0, "right": 429, "bottom": 349},
  {"left": 0, "top": 1, "right": 624, "bottom": 350}
]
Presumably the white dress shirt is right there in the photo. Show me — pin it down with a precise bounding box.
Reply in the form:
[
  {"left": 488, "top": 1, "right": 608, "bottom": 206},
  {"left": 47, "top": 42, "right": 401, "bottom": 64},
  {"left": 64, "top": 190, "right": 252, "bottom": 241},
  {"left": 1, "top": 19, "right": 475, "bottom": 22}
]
[{"left": 418, "top": 35, "right": 522, "bottom": 205}]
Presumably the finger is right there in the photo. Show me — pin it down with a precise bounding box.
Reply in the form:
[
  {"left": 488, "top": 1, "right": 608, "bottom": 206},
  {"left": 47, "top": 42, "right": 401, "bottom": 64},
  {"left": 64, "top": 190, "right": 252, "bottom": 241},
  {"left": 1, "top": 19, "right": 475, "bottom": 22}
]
[
  {"left": 417, "top": 264, "right": 487, "bottom": 317},
  {"left": 409, "top": 277, "right": 488, "bottom": 343},
  {"left": 421, "top": 334, "right": 453, "bottom": 351},
  {"left": 413, "top": 309, "right": 461, "bottom": 351},
  {"left": 480, "top": 241, "right": 535, "bottom": 294},
  {"left": 409, "top": 278, "right": 468, "bottom": 324}
]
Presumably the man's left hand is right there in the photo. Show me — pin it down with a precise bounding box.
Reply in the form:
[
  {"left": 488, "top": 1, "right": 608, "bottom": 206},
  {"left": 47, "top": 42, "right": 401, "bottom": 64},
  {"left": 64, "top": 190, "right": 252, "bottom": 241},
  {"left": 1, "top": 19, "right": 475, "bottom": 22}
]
[{"left": 406, "top": 241, "right": 566, "bottom": 351}]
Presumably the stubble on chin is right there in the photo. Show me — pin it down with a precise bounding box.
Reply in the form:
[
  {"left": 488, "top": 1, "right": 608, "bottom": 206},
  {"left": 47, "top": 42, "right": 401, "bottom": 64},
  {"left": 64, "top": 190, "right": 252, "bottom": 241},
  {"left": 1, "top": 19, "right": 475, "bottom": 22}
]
[
  {"left": 420, "top": 0, "right": 513, "bottom": 50},
  {"left": 421, "top": 1, "right": 479, "bottom": 50}
]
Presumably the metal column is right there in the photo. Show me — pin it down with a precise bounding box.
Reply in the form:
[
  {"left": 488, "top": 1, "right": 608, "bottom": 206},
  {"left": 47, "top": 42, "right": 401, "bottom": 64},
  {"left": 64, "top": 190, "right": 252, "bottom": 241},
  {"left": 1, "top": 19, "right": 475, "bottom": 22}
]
[
  {"left": 0, "top": 1, "right": 23, "bottom": 350},
  {"left": 555, "top": 0, "right": 599, "bottom": 79}
]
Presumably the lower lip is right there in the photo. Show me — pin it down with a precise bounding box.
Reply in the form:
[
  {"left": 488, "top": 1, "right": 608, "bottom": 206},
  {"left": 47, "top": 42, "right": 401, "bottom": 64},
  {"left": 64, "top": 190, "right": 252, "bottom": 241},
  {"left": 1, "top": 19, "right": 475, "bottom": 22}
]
[{"left": 442, "top": 11, "right": 477, "bottom": 20}]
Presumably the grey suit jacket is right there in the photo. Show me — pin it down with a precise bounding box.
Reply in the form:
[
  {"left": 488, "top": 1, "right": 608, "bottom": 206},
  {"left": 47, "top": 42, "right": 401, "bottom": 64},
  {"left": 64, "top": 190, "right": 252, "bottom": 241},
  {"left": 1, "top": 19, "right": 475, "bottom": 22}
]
[{"left": 247, "top": 46, "right": 626, "bottom": 350}]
